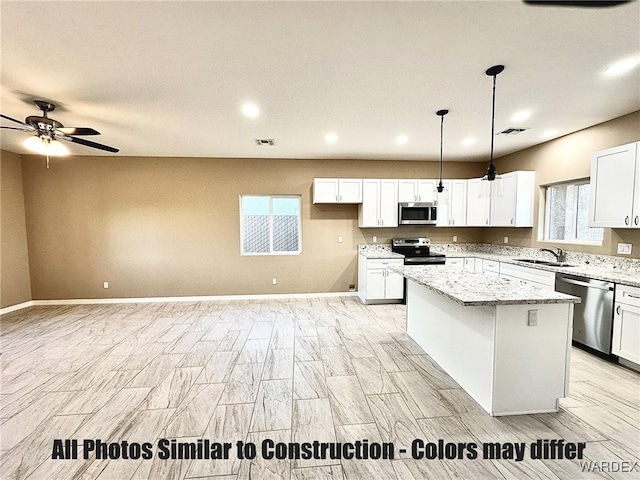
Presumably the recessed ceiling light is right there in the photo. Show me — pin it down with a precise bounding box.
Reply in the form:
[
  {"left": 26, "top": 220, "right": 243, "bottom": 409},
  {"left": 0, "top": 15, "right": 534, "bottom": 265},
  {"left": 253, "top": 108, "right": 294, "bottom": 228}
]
[
  {"left": 396, "top": 135, "right": 408, "bottom": 145},
  {"left": 325, "top": 132, "right": 338, "bottom": 144},
  {"left": 542, "top": 129, "right": 557, "bottom": 138},
  {"left": 604, "top": 57, "right": 640, "bottom": 77},
  {"left": 462, "top": 137, "right": 476, "bottom": 147},
  {"left": 241, "top": 103, "right": 260, "bottom": 118},
  {"left": 511, "top": 110, "right": 531, "bottom": 122}
]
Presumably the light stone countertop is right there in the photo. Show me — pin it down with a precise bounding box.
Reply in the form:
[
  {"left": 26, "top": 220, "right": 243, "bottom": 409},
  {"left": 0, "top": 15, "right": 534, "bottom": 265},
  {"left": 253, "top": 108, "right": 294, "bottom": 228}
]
[
  {"left": 358, "top": 243, "right": 639, "bottom": 288},
  {"left": 358, "top": 244, "right": 404, "bottom": 259},
  {"left": 391, "top": 264, "right": 581, "bottom": 307},
  {"left": 433, "top": 250, "right": 640, "bottom": 288}
]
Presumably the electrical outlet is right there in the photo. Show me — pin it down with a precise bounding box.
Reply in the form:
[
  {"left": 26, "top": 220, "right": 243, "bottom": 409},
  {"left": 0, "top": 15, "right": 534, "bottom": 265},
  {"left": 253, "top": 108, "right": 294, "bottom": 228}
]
[
  {"left": 373, "top": 236, "right": 377, "bottom": 243},
  {"left": 348, "top": 284, "right": 356, "bottom": 291},
  {"left": 527, "top": 309, "right": 538, "bottom": 327},
  {"left": 503, "top": 236, "right": 509, "bottom": 244},
  {"left": 617, "top": 243, "right": 632, "bottom": 255},
  {"left": 338, "top": 236, "right": 343, "bottom": 243},
  {"left": 272, "top": 278, "right": 277, "bottom": 285},
  {"left": 453, "top": 235, "right": 458, "bottom": 242},
  {"left": 103, "top": 281, "right": 109, "bottom": 289}
]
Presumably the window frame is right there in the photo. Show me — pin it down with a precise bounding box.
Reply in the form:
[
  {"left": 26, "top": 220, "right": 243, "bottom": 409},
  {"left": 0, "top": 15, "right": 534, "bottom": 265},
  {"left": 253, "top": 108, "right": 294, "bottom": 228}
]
[
  {"left": 541, "top": 179, "right": 603, "bottom": 246},
  {"left": 239, "top": 194, "right": 302, "bottom": 256}
]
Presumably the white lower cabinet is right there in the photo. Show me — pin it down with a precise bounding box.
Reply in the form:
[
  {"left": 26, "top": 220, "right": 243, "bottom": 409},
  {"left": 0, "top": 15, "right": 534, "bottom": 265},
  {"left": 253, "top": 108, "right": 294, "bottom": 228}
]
[
  {"left": 446, "top": 257, "right": 464, "bottom": 268},
  {"left": 613, "top": 284, "right": 640, "bottom": 365},
  {"left": 358, "top": 256, "right": 404, "bottom": 304},
  {"left": 463, "top": 257, "right": 477, "bottom": 271},
  {"left": 481, "top": 259, "right": 500, "bottom": 278},
  {"left": 499, "top": 262, "right": 556, "bottom": 290}
]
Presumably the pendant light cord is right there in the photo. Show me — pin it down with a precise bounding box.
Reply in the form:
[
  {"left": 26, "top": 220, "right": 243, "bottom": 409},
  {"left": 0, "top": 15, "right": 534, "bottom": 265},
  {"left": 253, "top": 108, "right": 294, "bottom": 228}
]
[
  {"left": 485, "top": 64, "right": 504, "bottom": 181},
  {"left": 435, "top": 109, "right": 448, "bottom": 193},
  {"left": 489, "top": 72, "right": 497, "bottom": 178},
  {"left": 439, "top": 114, "right": 444, "bottom": 188}
]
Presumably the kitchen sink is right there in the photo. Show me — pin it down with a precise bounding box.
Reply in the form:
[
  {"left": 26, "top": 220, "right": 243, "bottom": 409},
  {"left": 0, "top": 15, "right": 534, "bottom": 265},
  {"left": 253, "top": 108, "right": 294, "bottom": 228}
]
[{"left": 513, "top": 259, "right": 576, "bottom": 267}]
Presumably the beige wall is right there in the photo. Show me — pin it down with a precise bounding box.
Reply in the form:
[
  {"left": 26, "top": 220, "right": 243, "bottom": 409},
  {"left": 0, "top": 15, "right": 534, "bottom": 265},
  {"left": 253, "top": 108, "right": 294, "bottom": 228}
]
[
  {"left": 21, "top": 155, "right": 486, "bottom": 300},
  {"left": 485, "top": 110, "right": 640, "bottom": 258},
  {"left": 14, "top": 111, "right": 640, "bottom": 301},
  {"left": 1, "top": 151, "right": 32, "bottom": 308}
]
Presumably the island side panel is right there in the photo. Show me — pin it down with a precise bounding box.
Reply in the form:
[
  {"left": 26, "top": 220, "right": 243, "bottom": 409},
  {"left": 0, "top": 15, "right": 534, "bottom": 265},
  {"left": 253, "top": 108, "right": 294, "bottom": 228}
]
[
  {"left": 406, "top": 280, "right": 497, "bottom": 414},
  {"left": 492, "top": 303, "right": 573, "bottom": 415}
]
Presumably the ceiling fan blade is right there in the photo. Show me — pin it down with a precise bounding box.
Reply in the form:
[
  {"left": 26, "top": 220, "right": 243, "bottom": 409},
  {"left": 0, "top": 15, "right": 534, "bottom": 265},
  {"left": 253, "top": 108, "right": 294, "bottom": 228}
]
[
  {"left": 1, "top": 113, "right": 31, "bottom": 127},
  {"left": 59, "top": 135, "right": 119, "bottom": 153},
  {"left": 56, "top": 127, "right": 101, "bottom": 136},
  {"left": 1, "top": 125, "right": 34, "bottom": 132}
]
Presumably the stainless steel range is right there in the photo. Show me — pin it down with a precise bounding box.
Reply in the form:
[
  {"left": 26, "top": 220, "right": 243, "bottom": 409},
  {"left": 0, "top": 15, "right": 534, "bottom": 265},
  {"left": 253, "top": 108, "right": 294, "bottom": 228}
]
[{"left": 392, "top": 238, "right": 446, "bottom": 265}]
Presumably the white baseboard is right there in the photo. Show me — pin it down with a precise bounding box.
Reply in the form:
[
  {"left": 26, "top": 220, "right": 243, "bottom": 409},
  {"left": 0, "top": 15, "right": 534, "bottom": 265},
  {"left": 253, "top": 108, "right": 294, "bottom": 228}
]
[
  {"left": 1, "top": 291, "right": 358, "bottom": 314},
  {"left": 0, "top": 300, "right": 35, "bottom": 315}
]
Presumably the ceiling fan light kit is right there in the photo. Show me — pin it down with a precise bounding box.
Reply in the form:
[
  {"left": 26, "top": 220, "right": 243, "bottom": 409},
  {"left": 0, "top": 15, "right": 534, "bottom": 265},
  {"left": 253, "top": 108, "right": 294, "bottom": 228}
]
[{"left": 23, "top": 136, "right": 69, "bottom": 156}]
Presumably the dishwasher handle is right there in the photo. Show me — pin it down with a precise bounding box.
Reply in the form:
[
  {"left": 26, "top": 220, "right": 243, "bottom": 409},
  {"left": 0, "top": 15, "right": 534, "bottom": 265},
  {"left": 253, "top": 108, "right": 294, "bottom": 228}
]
[{"left": 556, "top": 276, "right": 614, "bottom": 291}]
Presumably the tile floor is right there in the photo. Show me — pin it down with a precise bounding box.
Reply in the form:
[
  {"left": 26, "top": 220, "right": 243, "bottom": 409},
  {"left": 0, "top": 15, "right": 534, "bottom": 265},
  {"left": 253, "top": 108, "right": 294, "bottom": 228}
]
[{"left": 0, "top": 297, "right": 638, "bottom": 479}]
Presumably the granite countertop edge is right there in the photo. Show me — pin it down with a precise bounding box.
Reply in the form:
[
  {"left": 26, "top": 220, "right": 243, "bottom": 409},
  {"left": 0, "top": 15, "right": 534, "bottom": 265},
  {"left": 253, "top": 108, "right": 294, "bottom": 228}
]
[{"left": 392, "top": 266, "right": 581, "bottom": 307}]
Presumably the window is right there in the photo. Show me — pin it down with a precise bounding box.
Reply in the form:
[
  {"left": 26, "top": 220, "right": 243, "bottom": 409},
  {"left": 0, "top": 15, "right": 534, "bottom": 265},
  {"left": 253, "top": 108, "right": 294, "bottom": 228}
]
[
  {"left": 240, "top": 195, "right": 301, "bottom": 255},
  {"left": 544, "top": 180, "right": 603, "bottom": 243}
]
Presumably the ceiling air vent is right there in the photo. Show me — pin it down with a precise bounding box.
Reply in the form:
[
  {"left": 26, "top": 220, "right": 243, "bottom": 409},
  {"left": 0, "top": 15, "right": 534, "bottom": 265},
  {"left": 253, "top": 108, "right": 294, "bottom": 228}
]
[
  {"left": 255, "top": 138, "right": 275, "bottom": 146},
  {"left": 497, "top": 127, "right": 529, "bottom": 136}
]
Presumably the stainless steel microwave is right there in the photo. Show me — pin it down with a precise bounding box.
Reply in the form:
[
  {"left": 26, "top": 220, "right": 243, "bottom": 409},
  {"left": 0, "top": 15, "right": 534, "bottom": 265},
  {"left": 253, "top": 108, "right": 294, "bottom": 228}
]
[{"left": 398, "top": 202, "right": 438, "bottom": 225}]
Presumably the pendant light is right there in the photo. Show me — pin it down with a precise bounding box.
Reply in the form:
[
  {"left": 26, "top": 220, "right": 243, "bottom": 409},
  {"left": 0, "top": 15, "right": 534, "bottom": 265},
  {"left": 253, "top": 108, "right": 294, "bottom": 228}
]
[
  {"left": 481, "top": 64, "right": 505, "bottom": 198},
  {"left": 435, "top": 109, "right": 449, "bottom": 205}
]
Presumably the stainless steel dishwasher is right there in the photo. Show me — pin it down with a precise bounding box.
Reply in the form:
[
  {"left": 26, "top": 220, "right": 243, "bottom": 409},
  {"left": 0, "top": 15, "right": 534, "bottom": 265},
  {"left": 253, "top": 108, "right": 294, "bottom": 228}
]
[{"left": 555, "top": 273, "right": 615, "bottom": 355}]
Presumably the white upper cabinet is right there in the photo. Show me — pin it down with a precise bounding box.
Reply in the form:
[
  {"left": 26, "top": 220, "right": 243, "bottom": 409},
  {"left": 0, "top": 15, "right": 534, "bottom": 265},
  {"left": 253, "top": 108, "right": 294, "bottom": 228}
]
[
  {"left": 490, "top": 171, "right": 535, "bottom": 227},
  {"left": 589, "top": 142, "right": 640, "bottom": 228},
  {"left": 398, "top": 179, "right": 437, "bottom": 202},
  {"left": 466, "top": 178, "right": 490, "bottom": 226},
  {"left": 436, "top": 179, "right": 467, "bottom": 227},
  {"left": 313, "top": 178, "right": 363, "bottom": 204},
  {"left": 358, "top": 179, "right": 399, "bottom": 227},
  {"left": 465, "top": 171, "right": 535, "bottom": 227}
]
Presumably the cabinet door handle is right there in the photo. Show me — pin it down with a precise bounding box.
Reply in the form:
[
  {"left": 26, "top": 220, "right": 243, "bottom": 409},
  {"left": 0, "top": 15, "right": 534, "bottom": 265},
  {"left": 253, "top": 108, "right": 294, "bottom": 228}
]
[
  {"left": 486, "top": 219, "right": 489, "bottom": 225},
  {"left": 451, "top": 219, "right": 454, "bottom": 225},
  {"left": 510, "top": 218, "right": 514, "bottom": 225},
  {"left": 339, "top": 195, "right": 342, "bottom": 202},
  {"left": 616, "top": 305, "right": 621, "bottom": 315},
  {"left": 635, "top": 216, "right": 639, "bottom": 226},
  {"left": 627, "top": 294, "right": 640, "bottom": 300},
  {"left": 335, "top": 195, "right": 338, "bottom": 202},
  {"left": 381, "top": 219, "right": 384, "bottom": 226},
  {"left": 625, "top": 216, "right": 630, "bottom": 225}
]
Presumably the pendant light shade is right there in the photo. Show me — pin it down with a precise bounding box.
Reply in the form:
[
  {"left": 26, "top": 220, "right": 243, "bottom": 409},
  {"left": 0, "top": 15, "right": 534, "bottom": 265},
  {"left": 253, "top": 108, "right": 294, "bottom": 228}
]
[
  {"left": 435, "top": 109, "right": 449, "bottom": 205},
  {"left": 480, "top": 64, "right": 504, "bottom": 198}
]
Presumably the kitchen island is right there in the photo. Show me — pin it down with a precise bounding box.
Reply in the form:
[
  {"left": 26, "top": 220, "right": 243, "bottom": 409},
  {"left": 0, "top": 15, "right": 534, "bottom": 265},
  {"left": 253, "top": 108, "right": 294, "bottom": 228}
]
[{"left": 392, "top": 265, "right": 580, "bottom": 416}]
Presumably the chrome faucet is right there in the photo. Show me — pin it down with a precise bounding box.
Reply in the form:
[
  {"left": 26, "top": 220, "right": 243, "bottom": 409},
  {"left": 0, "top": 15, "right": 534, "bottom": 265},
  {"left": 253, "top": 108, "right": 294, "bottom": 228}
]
[{"left": 540, "top": 246, "right": 565, "bottom": 263}]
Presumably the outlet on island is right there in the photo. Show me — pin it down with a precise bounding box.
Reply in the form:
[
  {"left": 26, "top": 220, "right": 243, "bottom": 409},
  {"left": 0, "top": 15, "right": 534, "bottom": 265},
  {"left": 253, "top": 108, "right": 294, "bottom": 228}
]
[
  {"left": 103, "top": 281, "right": 109, "bottom": 289},
  {"left": 272, "top": 278, "right": 277, "bottom": 285}
]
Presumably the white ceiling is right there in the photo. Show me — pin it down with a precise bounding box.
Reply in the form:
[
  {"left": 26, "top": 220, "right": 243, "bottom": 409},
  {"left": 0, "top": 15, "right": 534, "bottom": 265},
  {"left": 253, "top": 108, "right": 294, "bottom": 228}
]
[{"left": 1, "top": 1, "right": 639, "bottom": 162}]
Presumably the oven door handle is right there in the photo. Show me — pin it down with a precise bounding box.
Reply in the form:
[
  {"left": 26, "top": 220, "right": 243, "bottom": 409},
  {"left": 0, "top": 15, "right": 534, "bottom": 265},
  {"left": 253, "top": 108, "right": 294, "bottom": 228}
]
[{"left": 556, "top": 277, "right": 614, "bottom": 291}]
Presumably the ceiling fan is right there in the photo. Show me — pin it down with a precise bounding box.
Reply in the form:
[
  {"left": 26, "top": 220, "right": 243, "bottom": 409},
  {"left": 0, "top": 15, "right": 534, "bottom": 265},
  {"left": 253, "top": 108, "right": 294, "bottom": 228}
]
[{"left": 1, "top": 100, "right": 119, "bottom": 156}]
